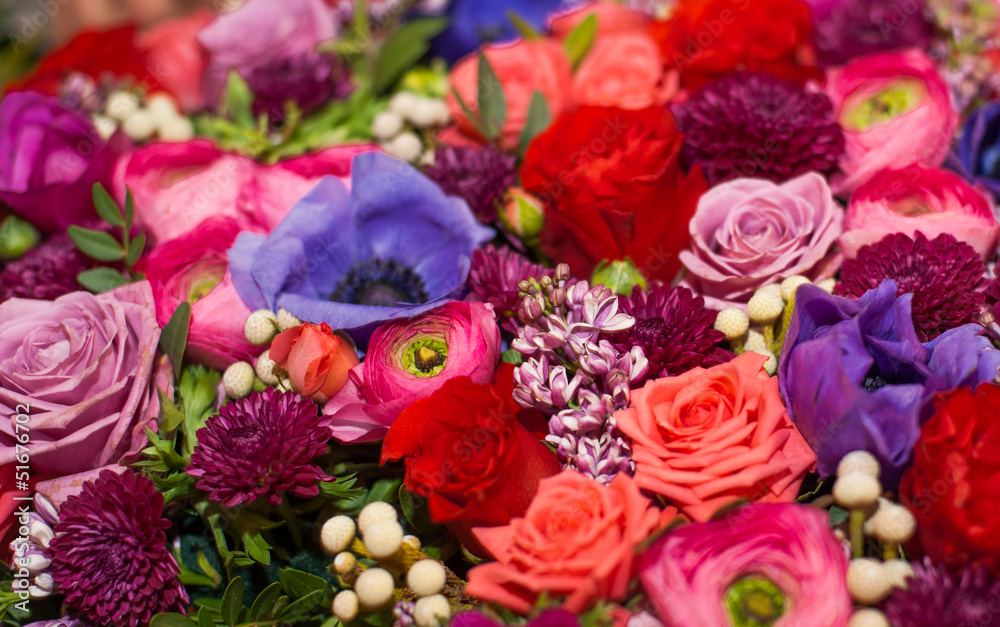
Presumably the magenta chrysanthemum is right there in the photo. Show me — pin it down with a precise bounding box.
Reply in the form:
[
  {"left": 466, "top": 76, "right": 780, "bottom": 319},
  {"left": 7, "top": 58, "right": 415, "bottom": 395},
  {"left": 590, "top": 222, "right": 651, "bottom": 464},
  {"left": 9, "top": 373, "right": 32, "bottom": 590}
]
[
  {"left": 48, "top": 470, "right": 188, "bottom": 627},
  {"left": 836, "top": 232, "right": 985, "bottom": 341},
  {"left": 247, "top": 51, "right": 352, "bottom": 126},
  {"left": 811, "top": 0, "right": 935, "bottom": 67},
  {"left": 424, "top": 146, "right": 517, "bottom": 222},
  {"left": 188, "top": 389, "right": 333, "bottom": 507},
  {"left": 883, "top": 558, "right": 1000, "bottom": 627},
  {"left": 0, "top": 232, "right": 99, "bottom": 302},
  {"left": 610, "top": 284, "right": 732, "bottom": 380},
  {"left": 675, "top": 73, "right": 845, "bottom": 185},
  {"left": 468, "top": 244, "right": 552, "bottom": 331}
]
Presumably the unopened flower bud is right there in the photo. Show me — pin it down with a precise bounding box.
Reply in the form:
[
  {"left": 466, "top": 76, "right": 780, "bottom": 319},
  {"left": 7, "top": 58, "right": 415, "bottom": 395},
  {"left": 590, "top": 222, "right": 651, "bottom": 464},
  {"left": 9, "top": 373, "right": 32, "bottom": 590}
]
[
  {"left": 355, "top": 568, "right": 395, "bottom": 610},
  {"left": 406, "top": 98, "right": 449, "bottom": 129},
  {"left": 407, "top": 559, "right": 446, "bottom": 597},
  {"left": 817, "top": 278, "right": 836, "bottom": 293},
  {"left": 320, "top": 515, "right": 356, "bottom": 555},
  {"left": 255, "top": 350, "right": 280, "bottom": 386},
  {"left": 714, "top": 308, "right": 750, "bottom": 340},
  {"left": 363, "top": 520, "right": 404, "bottom": 560},
  {"left": 106, "top": 91, "right": 140, "bottom": 121},
  {"left": 837, "top": 450, "right": 881, "bottom": 479},
  {"left": 223, "top": 362, "right": 255, "bottom": 399},
  {"left": 333, "top": 590, "right": 360, "bottom": 622},
  {"left": 358, "top": 501, "right": 398, "bottom": 536},
  {"left": 847, "top": 608, "right": 889, "bottom": 627},
  {"left": 244, "top": 310, "right": 279, "bottom": 345},
  {"left": 882, "top": 559, "right": 914, "bottom": 589},
  {"left": 402, "top": 535, "right": 422, "bottom": 551},
  {"left": 334, "top": 551, "right": 358, "bottom": 575},
  {"left": 745, "top": 330, "right": 768, "bottom": 353},
  {"left": 413, "top": 594, "right": 451, "bottom": 627},
  {"left": 591, "top": 258, "right": 647, "bottom": 296},
  {"left": 383, "top": 132, "right": 423, "bottom": 162},
  {"left": 0, "top": 215, "right": 40, "bottom": 261},
  {"left": 833, "top": 472, "right": 881, "bottom": 510},
  {"left": 389, "top": 92, "right": 420, "bottom": 116},
  {"left": 372, "top": 110, "right": 405, "bottom": 140},
  {"left": 122, "top": 109, "right": 157, "bottom": 141},
  {"left": 779, "top": 275, "right": 811, "bottom": 301},
  {"left": 868, "top": 502, "right": 916, "bottom": 545},
  {"left": 158, "top": 116, "right": 194, "bottom": 142},
  {"left": 747, "top": 292, "right": 784, "bottom": 325},
  {"left": 499, "top": 188, "right": 545, "bottom": 242},
  {"left": 555, "top": 263, "right": 571, "bottom": 283},
  {"left": 92, "top": 114, "right": 118, "bottom": 140},
  {"left": 846, "top": 558, "right": 891, "bottom": 606},
  {"left": 276, "top": 308, "right": 302, "bottom": 331}
]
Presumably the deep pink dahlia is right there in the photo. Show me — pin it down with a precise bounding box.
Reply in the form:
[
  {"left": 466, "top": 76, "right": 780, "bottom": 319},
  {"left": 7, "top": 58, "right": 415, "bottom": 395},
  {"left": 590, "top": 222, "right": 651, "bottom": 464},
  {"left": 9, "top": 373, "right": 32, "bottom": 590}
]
[
  {"left": 883, "top": 558, "right": 1000, "bottom": 627},
  {"left": 675, "top": 73, "right": 845, "bottom": 185},
  {"left": 468, "top": 244, "right": 552, "bottom": 331},
  {"left": 0, "top": 231, "right": 99, "bottom": 302},
  {"left": 188, "top": 389, "right": 333, "bottom": 507},
  {"left": 836, "top": 232, "right": 986, "bottom": 341},
  {"left": 48, "top": 470, "right": 188, "bottom": 627},
  {"left": 424, "top": 146, "right": 517, "bottom": 222},
  {"left": 610, "top": 284, "right": 733, "bottom": 381}
]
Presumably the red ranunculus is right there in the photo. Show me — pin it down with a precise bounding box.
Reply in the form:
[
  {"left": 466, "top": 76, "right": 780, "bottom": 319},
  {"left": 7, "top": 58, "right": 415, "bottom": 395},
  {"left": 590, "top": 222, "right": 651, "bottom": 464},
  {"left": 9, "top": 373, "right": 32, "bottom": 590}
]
[
  {"left": 381, "top": 363, "right": 561, "bottom": 550},
  {"left": 521, "top": 106, "right": 708, "bottom": 283},
  {"left": 900, "top": 384, "right": 1000, "bottom": 575},
  {"left": 650, "top": 0, "right": 821, "bottom": 91}
]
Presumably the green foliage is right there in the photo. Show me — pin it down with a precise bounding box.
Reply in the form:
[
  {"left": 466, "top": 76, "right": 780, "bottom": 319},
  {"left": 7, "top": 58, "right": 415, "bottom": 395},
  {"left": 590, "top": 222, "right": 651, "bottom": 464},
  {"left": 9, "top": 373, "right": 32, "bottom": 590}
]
[
  {"left": 71, "top": 183, "right": 147, "bottom": 293},
  {"left": 373, "top": 17, "right": 449, "bottom": 94},
  {"left": 518, "top": 91, "right": 551, "bottom": 157},
  {"left": 564, "top": 14, "right": 598, "bottom": 70}
]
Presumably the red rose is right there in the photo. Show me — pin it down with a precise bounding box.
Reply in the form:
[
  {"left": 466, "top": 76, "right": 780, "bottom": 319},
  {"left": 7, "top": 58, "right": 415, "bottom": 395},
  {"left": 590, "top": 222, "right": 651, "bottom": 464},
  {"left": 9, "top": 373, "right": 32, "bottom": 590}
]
[
  {"left": 521, "top": 106, "right": 708, "bottom": 283},
  {"left": 381, "top": 363, "right": 560, "bottom": 548},
  {"left": 900, "top": 384, "right": 1000, "bottom": 574},
  {"left": 650, "top": 0, "right": 821, "bottom": 91}
]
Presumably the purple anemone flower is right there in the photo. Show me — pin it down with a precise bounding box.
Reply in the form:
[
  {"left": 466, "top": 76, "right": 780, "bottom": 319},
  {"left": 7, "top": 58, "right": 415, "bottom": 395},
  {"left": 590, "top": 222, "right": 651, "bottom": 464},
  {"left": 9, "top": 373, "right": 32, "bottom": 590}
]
[
  {"left": 778, "top": 280, "right": 1000, "bottom": 487},
  {"left": 950, "top": 100, "right": 1000, "bottom": 200},
  {"left": 229, "top": 152, "right": 494, "bottom": 346}
]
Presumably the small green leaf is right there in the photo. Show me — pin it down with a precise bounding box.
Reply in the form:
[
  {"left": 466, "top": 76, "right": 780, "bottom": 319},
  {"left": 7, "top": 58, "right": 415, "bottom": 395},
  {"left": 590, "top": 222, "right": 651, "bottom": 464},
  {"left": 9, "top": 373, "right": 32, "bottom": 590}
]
[
  {"left": 124, "top": 186, "right": 136, "bottom": 228},
  {"left": 126, "top": 232, "right": 146, "bottom": 267},
  {"left": 477, "top": 53, "right": 506, "bottom": 140},
  {"left": 77, "top": 267, "right": 130, "bottom": 293},
  {"left": 279, "top": 568, "right": 332, "bottom": 599},
  {"left": 160, "top": 302, "right": 192, "bottom": 380},
  {"left": 220, "top": 577, "right": 244, "bottom": 627},
  {"left": 68, "top": 226, "right": 125, "bottom": 262},
  {"left": 149, "top": 615, "right": 197, "bottom": 627},
  {"left": 197, "top": 608, "right": 214, "bottom": 627},
  {"left": 318, "top": 474, "right": 366, "bottom": 501},
  {"left": 363, "top": 477, "right": 403, "bottom": 506},
  {"left": 450, "top": 85, "right": 489, "bottom": 138},
  {"left": 829, "top": 505, "right": 849, "bottom": 526},
  {"left": 251, "top": 582, "right": 284, "bottom": 621},
  {"left": 241, "top": 531, "right": 272, "bottom": 565},
  {"left": 564, "top": 13, "right": 597, "bottom": 70},
  {"left": 222, "top": 71, "right": 255, "bottom": 128},
  {"left": 92, "top": 183, "right": 125, "bottom": 227},
  {"left": 518, "top": 90, "right": 551, "bottom": 156},
  {"left": 373, "top": 17, "right": 449, "bottom": 94},
  {"left": 399, "top": 485, "right": 439, "bottom": 534},
  {"left": 158, "top": 387, "right": 186, "bottom": 432},
  {"left": 507, "top": 11, "right": 542, "bottom": 39}
]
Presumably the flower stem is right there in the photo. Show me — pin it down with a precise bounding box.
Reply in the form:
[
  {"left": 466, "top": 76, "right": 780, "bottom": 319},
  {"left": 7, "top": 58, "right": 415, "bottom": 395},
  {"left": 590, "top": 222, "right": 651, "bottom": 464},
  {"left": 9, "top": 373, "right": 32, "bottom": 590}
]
[{"left": 850, "top": 509, "right": 866, "bottom": 558}]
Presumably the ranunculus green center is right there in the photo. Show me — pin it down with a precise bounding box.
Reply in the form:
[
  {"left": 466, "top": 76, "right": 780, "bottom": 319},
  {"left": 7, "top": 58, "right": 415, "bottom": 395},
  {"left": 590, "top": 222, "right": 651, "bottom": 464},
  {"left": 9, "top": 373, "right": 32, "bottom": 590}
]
[
  {"left": 402, "top": 337, "right": 448, "bottom": 377},
  {"left": 724, "top": 576, "right": 786, "bottom": 627},
  {"left": 841, "top": 79, "right": 925, "bottom": 131},
  {"left": 188, "top": 279, "right": 219, "bottom": 304}
]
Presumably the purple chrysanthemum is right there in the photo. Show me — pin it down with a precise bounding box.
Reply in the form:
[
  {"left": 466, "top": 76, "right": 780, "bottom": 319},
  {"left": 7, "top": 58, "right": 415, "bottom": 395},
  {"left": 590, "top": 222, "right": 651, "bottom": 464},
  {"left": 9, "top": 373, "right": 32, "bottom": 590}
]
[
  {"left": 424, "top": 146, "right": 517, "bottom": 222},
  {"left": 610, "top": 284, "right": 733, "bottom": 380},
  {"left": 48, "top": 470, "right": 188, "bottom": 627},
  {"left": 675, "top": 73, "right": 845, "bottom": 185},
  {"left": 835, "top": 232, "right": 985, "bottom": 341},
  {"left": 0, "top": 232, "right": 99, "bottom": 302},
  {"left": 246, "top": 51, "right": 353, "bottom": 126},
  {"left": 883, "top": 558, "right": 1000, "bottom": 627},
  {"left": 188, "top": 388, "right": 333, "bottom": 507},
  {"left": 468, "top": 244, "right": 552, "bottom": 331},
  {"left": 811, "top": 0, "right": 935, "bottom": 67}
]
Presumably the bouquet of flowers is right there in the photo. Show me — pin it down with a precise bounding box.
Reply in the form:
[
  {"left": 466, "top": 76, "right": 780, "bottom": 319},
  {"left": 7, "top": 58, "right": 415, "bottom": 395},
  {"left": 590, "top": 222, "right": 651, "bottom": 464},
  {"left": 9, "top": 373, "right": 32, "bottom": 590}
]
[{"left": 2, "top": 0, "right": 1000, "bottom": 625}]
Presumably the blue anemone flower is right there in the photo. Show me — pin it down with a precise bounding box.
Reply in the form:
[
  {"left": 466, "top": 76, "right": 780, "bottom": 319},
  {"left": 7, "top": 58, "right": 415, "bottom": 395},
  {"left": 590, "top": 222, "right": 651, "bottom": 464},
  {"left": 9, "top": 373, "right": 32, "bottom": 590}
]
[{"left": 229, "top": 152, "right": 494, "bottom": 345}]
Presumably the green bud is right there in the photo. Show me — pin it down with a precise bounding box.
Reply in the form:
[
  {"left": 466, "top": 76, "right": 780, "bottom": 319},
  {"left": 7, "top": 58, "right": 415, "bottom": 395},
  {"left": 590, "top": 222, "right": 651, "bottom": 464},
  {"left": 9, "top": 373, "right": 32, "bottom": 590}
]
[
  {"left": 499, "top": 188, "right": 545, "bottom": 244},
  {"left": 591, "top": 258, "right": 647, "bottom": 296},
  {"left": 725, "top": 576, "right": 786, "bottom": 627},
  {"left": 0, "top": 215, "right": 40, "bottom": 261}
]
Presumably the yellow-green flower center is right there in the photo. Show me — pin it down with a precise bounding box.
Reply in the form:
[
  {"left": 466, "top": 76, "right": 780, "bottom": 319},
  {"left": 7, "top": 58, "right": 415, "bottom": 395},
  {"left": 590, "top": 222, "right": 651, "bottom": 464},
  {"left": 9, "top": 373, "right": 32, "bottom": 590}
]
[
  {"left": 188, "top": 279, "right": 219, "bottom": 304},
  {"left": 724, "top": 576, "right": 786, "bottom": 627},
  {"left": 402, "top": 337, "right": 448, "bottom": 376},
  {"left": 841, "top": 79, "right": 926, "bottom": 131}
]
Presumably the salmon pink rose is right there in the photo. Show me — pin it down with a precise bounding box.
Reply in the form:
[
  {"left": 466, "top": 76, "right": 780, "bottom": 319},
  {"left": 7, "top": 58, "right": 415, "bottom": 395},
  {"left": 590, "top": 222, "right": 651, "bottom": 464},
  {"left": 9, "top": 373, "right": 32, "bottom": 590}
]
[
  {"left": 270, "top": 323, "right": 360, "bottom": 404},
  {"left": 827, "top": 49, "right": 959, "bottom": 195},
  {"left": 447, "top": 40, "right": 573, "bottom": 151},
  {"left": 839, "top": 164, "right": 999, "bottom": 259},
  {"left": 466, "top": 471, "right": 677, "bottom": 614},
  {"left": 325, "top": 301, "right": 501, "bottom": 443},
  {"left": 573, "top": 34, "right": 678, "bottom": 110},
  {"left": 616, "top": 352, "right": 816, "bottom": 522}
]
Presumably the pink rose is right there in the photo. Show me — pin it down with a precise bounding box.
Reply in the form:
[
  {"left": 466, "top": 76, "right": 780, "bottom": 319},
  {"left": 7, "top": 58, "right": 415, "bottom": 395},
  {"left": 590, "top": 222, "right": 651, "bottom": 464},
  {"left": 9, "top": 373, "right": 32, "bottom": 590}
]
[
  {"left": 118, "top": 140, "right": 376, "bottom": 245},
  {"left": 840, "top": 164, "right": 1000, "bottom": 259},
  {"left": 679, "top": 172, "right": 843, "bottom": 309},
  {"left": 325, "top": 301, "right": 501, "bottom": 443},
  {"left": 447, "top": 39, "right": 574, "bottom": 151},
  {"left": 573, "top": 34, "right": 678, "bottom": 109},
  {"left": 136, "top": 10, "right": 214, "bottom": 113},
  {"left": 548, "top": 1, "right": 649, "bottom": 38},
  {"left": 138, "top": 216, "right": 257, "bottom": 370},
  {"left": 0, "top": 283, "right": 163, "bottom": 508},
  {"left": 826, "top": 49, "right": 958, "bottom": 196},
  {"left": 269, "top": 322, "right": 360, "bottom": 403}
]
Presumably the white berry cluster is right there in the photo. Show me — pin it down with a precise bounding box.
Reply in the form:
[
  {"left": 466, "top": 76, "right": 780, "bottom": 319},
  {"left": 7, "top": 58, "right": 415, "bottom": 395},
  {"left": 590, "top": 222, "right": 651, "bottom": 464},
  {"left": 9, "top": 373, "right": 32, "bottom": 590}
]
[
  {"left": 322, "top": 503, "right": 453, "bottom": 627},
  {"left": 222, "top": 308, "right": 303, "bottom": 399},
  {"left": 372, "top": 92, "right": 449, "bottom": 164},
  {"left": 714, "top": 275, "right": 835, "bottom": 376},
  {"left": 95, "top": 91, "right": 193, "bottom": 143},
  {"left": 830, "top": 451, "right": 918, "bottom": 626}
]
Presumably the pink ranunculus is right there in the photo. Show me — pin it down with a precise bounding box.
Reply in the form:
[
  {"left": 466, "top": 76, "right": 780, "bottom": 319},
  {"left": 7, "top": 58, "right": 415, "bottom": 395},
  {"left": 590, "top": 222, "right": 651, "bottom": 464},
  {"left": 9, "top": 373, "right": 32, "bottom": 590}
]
[
  {"left": 136, "top": 10, "right": 215, "bottom": 113},
  {"left": 0, "top": 283, "right": 163, "bottom": 508},
  {"left": 446, "top": 39, "right": 574, "bottom": 151},
  {"left": 637, "top": 503, "right": 853, "bottom": 627},
  {"left": 137, "top": 216, "right": 257, "bottom": 370},
  {"left": 826, "top": 48, "right": 959, "bottom": 196},
  {"left": 678, "top": 172, "right": 843, "bottom": 309},
  {"left": 548, "top": 1, "right": 649, "bottom": 38},
  {"left": 118, "top": 140, "right": 377, "bottom": 246},
  {"left": 325, "top": 301, "right": 502, "bottom": 443},
  {"left": 197, "top": 0, "right": 338, "bottom": 106},
  {"left": 572, "top": 34, "right": 678, "bottom": 110},
  {"left": 840, "top": 164, "right": 1000, "bottom": 259}
]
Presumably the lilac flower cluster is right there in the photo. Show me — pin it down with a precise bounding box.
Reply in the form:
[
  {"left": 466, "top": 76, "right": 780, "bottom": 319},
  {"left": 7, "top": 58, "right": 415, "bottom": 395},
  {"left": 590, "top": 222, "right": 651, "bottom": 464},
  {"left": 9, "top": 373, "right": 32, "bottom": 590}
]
[
  {"left": 512, "top": 265, "right": 648, "bottom": 483},
  {"left": 8, "top": 494, "right": 59, "bottom": 599}
]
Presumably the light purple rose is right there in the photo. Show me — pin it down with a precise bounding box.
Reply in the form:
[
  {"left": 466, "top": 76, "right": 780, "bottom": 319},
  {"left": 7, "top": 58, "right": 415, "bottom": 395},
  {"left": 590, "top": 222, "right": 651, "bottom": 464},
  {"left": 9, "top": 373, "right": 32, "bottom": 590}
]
[
  {"left": 198, "top": 0, "right": 339, "bottom": 106},
  {"left": 0, "top": 92, "right": 126, "bottom": 233},
  {"left": 678, "top": 172, "right": 843, "bottom": 309},
  {"left": 0, "top": 282, "right": 164, "bottom": 508}
]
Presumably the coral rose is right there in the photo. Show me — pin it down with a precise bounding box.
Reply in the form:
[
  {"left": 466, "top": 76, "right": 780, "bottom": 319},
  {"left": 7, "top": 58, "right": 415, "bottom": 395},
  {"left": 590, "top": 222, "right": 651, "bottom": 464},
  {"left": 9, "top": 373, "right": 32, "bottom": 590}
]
[
  {"left": 466, "top": 471, "right": 676, "bottom": 614},
  {"left": 270, "top": 322, "right": 360, "bottom": 404},
  {"left": 616, "top": 352, "right": 815, "bottom": 522},
  {"left": 136, "top": 10, "right": 214, "bottom": 113},
  {"left": 447, "top": 39, "right": 573, "bottom": 151},
  {"left": 573, "top": 34, "right": 678, "bottom": 110}
]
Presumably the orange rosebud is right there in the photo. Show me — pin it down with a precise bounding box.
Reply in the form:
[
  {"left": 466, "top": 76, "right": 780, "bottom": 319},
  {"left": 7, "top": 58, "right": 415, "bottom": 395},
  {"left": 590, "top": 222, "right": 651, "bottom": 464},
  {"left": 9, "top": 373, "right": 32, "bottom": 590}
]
[{"left": 269, "top": 322, "right": 359, "bottom": 403}]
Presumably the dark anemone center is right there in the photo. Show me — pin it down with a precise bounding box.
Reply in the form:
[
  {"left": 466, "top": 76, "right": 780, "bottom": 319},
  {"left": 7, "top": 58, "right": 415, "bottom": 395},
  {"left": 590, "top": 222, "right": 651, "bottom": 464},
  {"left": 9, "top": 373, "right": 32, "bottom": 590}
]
[
  {"left": 224, "top": 424, "right": 264, "bottom": 456},
  {"left": 99, "top": 543, "right": 130, "bottom": 577},
  {"left": 331, "top": 259, "right": 429, "bottom": 308},
  {"left": 861, "top": 363, "right": 912, "bottom": 392},
  {"left": 633, "top": 317, "right": 668, "bottom": 345}
]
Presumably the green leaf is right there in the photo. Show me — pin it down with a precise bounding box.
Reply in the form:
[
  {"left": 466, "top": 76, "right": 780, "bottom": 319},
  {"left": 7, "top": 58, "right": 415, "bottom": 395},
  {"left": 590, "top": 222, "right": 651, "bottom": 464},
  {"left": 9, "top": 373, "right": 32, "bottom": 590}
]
[
  {"left": 518, "top": 90, "right": 551, "bottom": 156},
  {"left": 564, "top": 13, "right": 597, "bottom": 70},
  {"left": 92, "top": 183, "right": 125, "bottom": 227},
  {"left": 278, "top": 589, "right": 326, "bottom": 621},
  {"left": 500, "top": 348, "right": 525, "bottom": 366},
  {"left": 477, "top": 53, "right": 506, "bottom": 140},
  {"left": 449, "top": 85, "right": 489, "bottom": 138},
  {"left": 363, "top": 477, "right": 403, "bottom": 506},
  {"left": 77, "top": 267, "right": 130, "bottom": 293},
  {"left": 829, "top": 505, "right": 849, "bottom": 526},
  {"left": 220, "top": 577, "right": 244, "bottom": 627},
  {"left": 124, "top": 186, "right": 136, "bottom": 227},
  {"left": 68, "top": 226, "right": 125, "bottom": 261},
  {"left": 126, "top": 232, "right": 146, "bottom": 267},
  {"left": 197, "top": 608, "right": 214, "bottom": 627},
  {"left": 150, "top": 615, "right": 198, "bottom": 627},
  {"left": 251, "top": 582, "right": 284, "bottom": 621},
  {"left": 318, "top": 474, "right": 366, "bottom": 501},
  {"left": 160, "top": 302, "right": 191, "bottom": 380},
  {"left": 158, "top": 387, "right": 185, "bottom": 432},
  {"left": 241, "top": 530, "right": 272, "bottom": 565},
  {"left": 279, "top": 568, "right": 332, "bottom": 599},
  {"left": 373, "top": 17, "right": 449, "bottom": 94},
  {"left": 507, "top": 11, "right": 542, "bottom": 39},
  {"left": 399, "top": 485, "right": 439, "bottom": 534},
  {"left": 222, "top": 71, "right": 255, "bottom": 128}
]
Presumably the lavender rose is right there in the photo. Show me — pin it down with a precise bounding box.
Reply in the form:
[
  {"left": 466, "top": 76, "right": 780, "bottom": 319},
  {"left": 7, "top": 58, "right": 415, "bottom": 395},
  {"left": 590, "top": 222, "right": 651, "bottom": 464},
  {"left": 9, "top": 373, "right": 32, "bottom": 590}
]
[
  {"left": 0, "top": 282, "right": 163, "bottom": 507},
  {"left": 678, "top": 172, "right": 843, "bottom": 309},
  {"left": 0, "top": 92, "right": 125, "bottom": 233}
]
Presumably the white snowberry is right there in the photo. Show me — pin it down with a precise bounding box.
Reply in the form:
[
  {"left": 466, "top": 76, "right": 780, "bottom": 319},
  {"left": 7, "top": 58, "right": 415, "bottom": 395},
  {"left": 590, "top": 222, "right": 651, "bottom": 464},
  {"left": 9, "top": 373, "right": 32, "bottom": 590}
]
[
  {"left": 837, "top": 451, "right": 881, "bottom": 479},
  {"left": 846, "top": 558, "right": 891, "bottom": 606},
  {"left": 832, "top": 472, "right": 881, "bottom": 510},
  {"left": 355, "top": 568, "right": 396, "bottom": 610},
  {"left": 714, "top": 308, "right": 750, "bottom": 340},
  {"left": 382, "top": 132, "right": 423, "bottom": 162},
  {"left": 358, "top": 502, "right": 398, "bottom": 536},
  {"left": 122, "top": 109, "right": 157, "bottom": 141},
  {"left": 320, "top": 515, "right": 356, "bottom": 555},
  {"left": 883, "top": 559, "right": 915, "bottom": 589},
  {"left": 363, "top": 520, "right": 404, "bottom": 560},
  {"left": 223, "top": 362, "right": 255, "bottom": 399},
  {"left": 372, "top": 110, "right": 405, "bottom": 140},
  {"left": 244, "top": 310, "right": 279, "bottom": 345},
  {"left": 413, "top": 594, "right": 451, "bottom": 627},
  {"left": 746, "top": 292, "right": 784, "bottom": 325},
  {"left": 779, "top": 275, "right": 811, "bottom": 301},
  {"left": 847, "top": 608, "right": 889, "bottom": 627},
  {"left": 255, "top": 350, "right": 280, "bottom": 386},
  {"left": 407, "top": 559, "right": 447, "bottom": 597},
  {"left": 276, "top": 308, "right": 302, "bottom": 331},
  {"left": 332, "top": 590, "right": 360, "bottom": 622}
]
